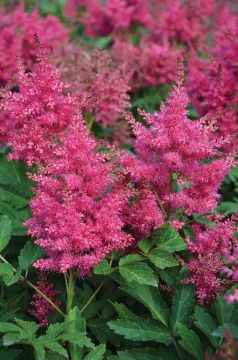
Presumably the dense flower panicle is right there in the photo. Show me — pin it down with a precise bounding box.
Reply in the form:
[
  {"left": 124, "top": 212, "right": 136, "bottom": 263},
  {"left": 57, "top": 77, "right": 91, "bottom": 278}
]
[
  {"left": 0, "top": 44, "right": 78, "bottom": 166},
  {"left": 57, "top": 46, "right": 131, "bottom": 127},
  {"left": 26, "top": 120, "right": 132, "bottom": 275},
  {"left": 29, "top": 273, "right": 61, "bottom": 327},
  {"left": 182, "top": 220, "right": 237, "bottom": 304},
  {"left": 188, "top": 15, "right": 238, "bottom": 151},
  {"left": 0, "top": 4, "right": 68, "bottom": 86},
  {"left": 120, "top": 81, "right": 232, "bottom": 220}
]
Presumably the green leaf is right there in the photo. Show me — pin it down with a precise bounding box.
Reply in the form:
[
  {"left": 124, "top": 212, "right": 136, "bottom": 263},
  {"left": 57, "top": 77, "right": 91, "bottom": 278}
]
[
  {"left": 119, "top": 262, "right": 158, "bottom": 287},
  {"left": 3, "top": 270, "right": 21, "bottom": 286},
  {"left": 65, "top": 307, "right": 87, "bottom": 359},
  {"left": 111, "top": 302, "right": 137, "bottom": 319},
  {"left": 36, "top": 338, "right": 68, "bottom": 359},
  {"left": 0, "top": 215, "right": 12, "bottom": 252},
  {"left": 153, "top": 224, "right": 186, "bottom": 252},
  {"left": 119, "top": 254, "right": 145, "bottom": 266},
  {"left": 108, "top": 318, "right": 172, "bottom": 344},
  {"left": 171, "top": 285, "right": 195, "bottom": 334},
  {"left": 2, "top": 332, "right": 21, "bottom": 346},
  {"left": 14, "top": 318, "right": 38, "bottom": 340},
  {"left": 0, "top": 263, "right": 14, "bottom": 276},
  {"left": 214, "top": 291, "right": 238, "bottom": 326},
  {"left": 84, "top": 344, "right": 106, "bottom": 360},
  {"left": 217, "top": 202, "right": 238, "bottom": 214},
  {"left": 109, "top": 348, "right": 177, "bottom": 360},
  {"left": 147, "top": 249, "right": 178, "bottom": 269},
  {"left": 18, "top": 241, "right": 44, "bottom": 271},
  {"left": 0, "top": 321, "right": 21, "bottom": 333},
  {"left": 138, "top": 238, "right": 153, "bottom": 254},
  {"left": 119, "top": 282, "right": 169, "bottom": 326},
  {"left": 177, "top": 323, "right": 203, "bottom": 360},
  {"left": 212, "top": 324, "right": 238, "bottom": 340},
  {"left": 194, "top": 306, "right": 219, "bottom": 347},
  {"left": 94, "top": 260, "right": 114, "bottom": 275}
]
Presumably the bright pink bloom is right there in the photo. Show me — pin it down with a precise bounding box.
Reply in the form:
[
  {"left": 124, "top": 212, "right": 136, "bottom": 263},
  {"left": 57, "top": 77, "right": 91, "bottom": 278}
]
[
  {"left": 120, "top": 79, "right": 232, "bottom": 219},
  {"left": 29, "top": 273, "right": 61, "bottom": 327},
  {"left": 0, "top": 42, "right": 77, "bottom": 165},
  {"left": 26, "top": 120, "right": 132, "bottom": 275}
]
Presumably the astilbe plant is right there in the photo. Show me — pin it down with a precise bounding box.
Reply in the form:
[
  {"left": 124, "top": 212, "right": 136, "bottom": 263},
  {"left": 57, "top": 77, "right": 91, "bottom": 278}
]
[
  {"left": 0, "top": 3, "right": 68, "bottom": 86},
  {"left": 119, "top": 73, "right": 235, "bottom": 302}
]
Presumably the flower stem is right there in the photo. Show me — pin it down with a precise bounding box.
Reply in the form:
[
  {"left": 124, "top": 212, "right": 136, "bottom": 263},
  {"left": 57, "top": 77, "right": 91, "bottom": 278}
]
[
  {"left": 0, "top": 254, "right": 65, "bottom": 318},
  {"left": 80, "top": 278, "right": 106, "bottom": 315},
  {"left": 66, "top": 269, "right": 76, "bottom": 315}
]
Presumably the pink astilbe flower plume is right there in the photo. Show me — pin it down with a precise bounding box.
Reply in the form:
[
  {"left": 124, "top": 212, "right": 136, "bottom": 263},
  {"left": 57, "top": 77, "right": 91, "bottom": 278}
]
[
  {"left": 0, "top": 38, "right": 78, "bottom": 166},
  {"left": 26, "top": 119, "right": 132, "bottom": 275},
  {"left": 120, "top": 70, "right": 233, "bottom": 226},
  {"left": 29, "top": 272, "right": 61, "bottom": 327}
]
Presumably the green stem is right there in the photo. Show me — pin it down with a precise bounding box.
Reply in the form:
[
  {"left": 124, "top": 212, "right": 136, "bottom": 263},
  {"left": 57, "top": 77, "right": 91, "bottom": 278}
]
[
  {"left": 27, "top": 280, "right": 65, "bottom": 318},
  {"left": 0, "top": 254, "right": 65, "bottom": 318},
  {"left": 174, "top": 340, "right": 183, "bottom": 360},
  {"left": 66, "top": 269, "right": 76, "bottom": 315},
  {"left": 80, "top": 278, "right": 106, "bottom": 315}
]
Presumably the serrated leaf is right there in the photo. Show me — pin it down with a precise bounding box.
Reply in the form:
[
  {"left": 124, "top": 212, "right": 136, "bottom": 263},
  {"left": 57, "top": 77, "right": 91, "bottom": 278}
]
[
  {"left": 119, "top": 282, "right": 169, "bottom": 326},
  {"left": 171, "top": 285, "right": 195, "bottom": 334},
  {"left": 119, "top": 254, "right": 144, "bottom": 266},
  {"left": 177, "top": 323, "right": 203, "bottom": 360},
  {"left": 14, "top": 318, "right": 38, "bottom": 341},
  {"left": 18, "top": 241, "right": 44, "bottom": 271},
  {"left": 0, "top": 322, "right": 21, "bottom": 333},
  {"left": 147, "top": 249, "right": 178, "bottom": 269},
  {"left": 111, "top": 302, "right": 137, "bottom": 319},
  {"left": 108, "top": 318, "right": 172, "bottom": 344},
  {"left": 94, "top": 260, "right": 114, "bottom": 275},
  {"left": 109, "top": 347, "right": 177, "bottom": 360},
  {"left": 39, "top": 339, "right": 68, "bottom": 359},
  {"left": 0, "top": 215, "right": 12, "bottom": 252},
  {"left": 0, "top": 263, "right": 14, "bottom": 276},
  {"left": 84, "top": 344, "right": 106, "bottom": 360},
  {"left": 153, "top": 224, "right": 186, "bottom": 252},
  {"left": 119, "top": 262, "right": 157, "bottom": 287},
  {"left": 194, "top": 306, "right": 219, "bottom": 347}
]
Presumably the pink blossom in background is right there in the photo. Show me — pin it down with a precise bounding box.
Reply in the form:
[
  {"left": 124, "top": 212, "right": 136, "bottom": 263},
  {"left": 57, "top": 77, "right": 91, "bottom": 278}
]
[
  {"left": 56, "top": 46, "right": 131, "bottom": 128},
  {"left": 29, "top": 273, "right": 61, "bottom": 327},
  {"left": 187, "top": 14, "right": 238, "bottom": 151},
  {"left": 0, "top": 4, "right": 68, "bottom": 86}
]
